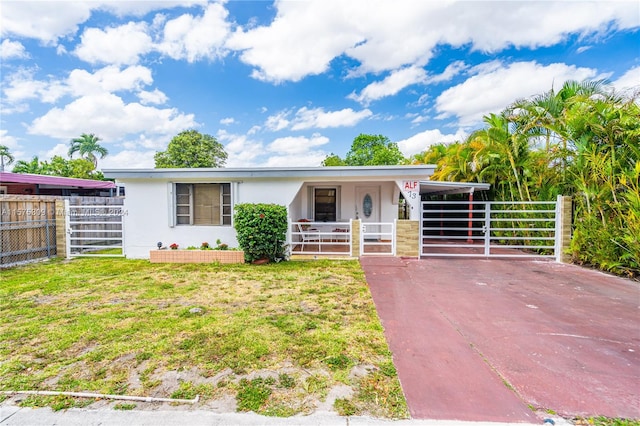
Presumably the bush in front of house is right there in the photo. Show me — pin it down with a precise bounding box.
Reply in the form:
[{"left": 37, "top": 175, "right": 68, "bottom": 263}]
[{"left": 234, "top": 203, "right": 288, "bottom": 263}]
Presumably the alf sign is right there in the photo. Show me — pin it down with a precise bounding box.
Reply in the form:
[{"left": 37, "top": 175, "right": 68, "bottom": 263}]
[{"left": 398, "top": 180, "right": 421, "bottom": 219}]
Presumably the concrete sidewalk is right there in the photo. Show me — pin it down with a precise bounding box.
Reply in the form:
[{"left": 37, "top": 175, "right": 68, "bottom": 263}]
[{"left": 0, "top": 405, "right": 550, "bottom": 426}]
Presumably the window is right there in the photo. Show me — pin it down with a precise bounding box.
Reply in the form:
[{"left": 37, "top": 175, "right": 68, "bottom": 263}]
[
  {"left": 314, "top": 187, "right": 338, "bottom": 222},
  {"left": 175, "top": 183, "right": 231, "bottom": 225}
]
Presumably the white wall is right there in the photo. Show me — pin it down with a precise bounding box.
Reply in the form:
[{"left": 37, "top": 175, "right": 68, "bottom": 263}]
[
  {"left": 122, "top": 178, "right": 303, "bottom": 259},
  {"left": 121, "top": 177, "right": 405, "bottom": 259}
]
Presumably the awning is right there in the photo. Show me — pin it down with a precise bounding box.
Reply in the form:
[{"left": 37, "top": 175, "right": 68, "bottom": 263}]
[{"left": 419, "top": 181, "right": 490, "bottom": 196}]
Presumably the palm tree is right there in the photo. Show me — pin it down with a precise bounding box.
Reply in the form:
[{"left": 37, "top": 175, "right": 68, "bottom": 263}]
[
  {"left": 68, "top": 133, "right": 108, "bottom": 169},
  {"left": 0, "top": 145, "right": 15, "bottom": 172},
  {"left": 12, "top": 156, "right": 42, "bottom": 174}
]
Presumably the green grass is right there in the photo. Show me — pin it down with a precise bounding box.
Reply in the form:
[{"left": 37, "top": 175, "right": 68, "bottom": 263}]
[{"left": 0, "top": 257, "right": 408, "bottom": 418}]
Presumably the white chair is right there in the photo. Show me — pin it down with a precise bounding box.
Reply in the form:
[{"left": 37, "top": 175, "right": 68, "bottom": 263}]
[{"left": 297, "top": 223, "right": 320, "bottom": 251}]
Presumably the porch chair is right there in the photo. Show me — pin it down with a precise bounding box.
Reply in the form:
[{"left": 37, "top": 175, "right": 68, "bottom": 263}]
[{"left": 296, "top": 223, "right": 320, "bottom": 251}]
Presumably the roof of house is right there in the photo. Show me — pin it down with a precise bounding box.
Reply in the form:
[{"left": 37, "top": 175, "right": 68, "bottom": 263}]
[
  {"left": 0, "top": 172, "right": 116, "bottom": 189},
  {"left": 103, "top": 165, "right": 437, "bottom": 181}
]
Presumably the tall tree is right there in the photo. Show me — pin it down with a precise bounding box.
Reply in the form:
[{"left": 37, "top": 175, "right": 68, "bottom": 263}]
[
  {"left": 12, "top": 156, "right": 41, "bottom": 174},
  {"left": 68, "top": 133, "right": 108, "bottom": 169},
  {"left": 321, "top": 153, "right": 346, "bottom": 166},
  {"left": 323, "top": 134, "right": 406, "bottom": 166},
  {"left": 154, "top": 130, "right": 227, "bottom": 168},
  {"left": 0, "top": 145, "right": 15, "bottom": 172}
]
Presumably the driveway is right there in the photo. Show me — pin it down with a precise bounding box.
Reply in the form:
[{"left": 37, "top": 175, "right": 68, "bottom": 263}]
[{"left": 361, "top": 257, "right": 639, "bottom": 422}]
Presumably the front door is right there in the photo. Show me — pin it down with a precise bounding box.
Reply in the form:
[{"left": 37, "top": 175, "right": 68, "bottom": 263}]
[{"left": 356, "top": 186, "right": 380, "bottom": 237}]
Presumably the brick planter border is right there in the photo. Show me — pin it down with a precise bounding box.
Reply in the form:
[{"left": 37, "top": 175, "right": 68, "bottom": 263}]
[{"left": 150, "top": 250, "right": 245, "bottom": 264}]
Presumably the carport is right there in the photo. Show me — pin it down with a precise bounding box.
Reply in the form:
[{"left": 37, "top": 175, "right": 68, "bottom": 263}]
[{"left": 415, "top": 181, "right": 570, "bottom": 260}]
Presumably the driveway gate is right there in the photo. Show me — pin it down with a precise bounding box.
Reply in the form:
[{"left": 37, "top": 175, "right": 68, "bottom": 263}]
[
  {"left": 66, "top": 201, "right": 125, "bottom": 257},
  {"left": 421, "top": 200, "right": 558, "bottom": 258}
]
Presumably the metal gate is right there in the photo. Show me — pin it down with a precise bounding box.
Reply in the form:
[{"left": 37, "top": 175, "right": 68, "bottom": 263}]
[
  {"left": 361, "top": 222, "right": 395, "bottom": 255},
  {"left": 421, "top": 200, "right": 558, "bottom": 258},
  {"left": 66, "top": 201, "right": 125, "bottom": 257}
]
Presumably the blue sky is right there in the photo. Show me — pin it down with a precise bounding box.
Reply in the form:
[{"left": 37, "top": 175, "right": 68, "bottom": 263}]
[{"left": 1, "top": 1, "right": 638, "bottom": 170}]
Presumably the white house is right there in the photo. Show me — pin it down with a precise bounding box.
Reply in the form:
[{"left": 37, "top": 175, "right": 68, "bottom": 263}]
[{"left": 104, "top": 165, "right": 488, "bottom": 259}]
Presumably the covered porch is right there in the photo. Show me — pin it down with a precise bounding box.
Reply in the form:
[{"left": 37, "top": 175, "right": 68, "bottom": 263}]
[{"left": 286, "top": 179, "right": 488, "bottom": 258}]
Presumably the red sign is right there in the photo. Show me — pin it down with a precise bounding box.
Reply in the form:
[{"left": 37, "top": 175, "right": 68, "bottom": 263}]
[{"left": 403, "top": 180, "right": 418, "bottom": 190}]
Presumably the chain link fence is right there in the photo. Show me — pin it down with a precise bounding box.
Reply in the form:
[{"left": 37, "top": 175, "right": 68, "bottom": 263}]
[
  {"left": 1, "top": 198, "right": 58, "bottom": 268},
  {"left": 0, "top": 219, "right": 57, "bottom": 267}
]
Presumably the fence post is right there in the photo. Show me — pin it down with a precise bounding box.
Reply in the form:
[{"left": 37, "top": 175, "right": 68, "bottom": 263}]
[
  {"left": 483, "top": 202, "right": 491, "bottom": 256},
  {"left": 395, "top": 219, "right": 419, "bottom": 257},
  {"left": 555, "top": 195, "right": 573, "bottom": 263},
  {"left": 54, "top": 199, "right": 67, "bottom": 259},
  {"left": 351, "top": 219, "right": 360, "bottom": 257}
]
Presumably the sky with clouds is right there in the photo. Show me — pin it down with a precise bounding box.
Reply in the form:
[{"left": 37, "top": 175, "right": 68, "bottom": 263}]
[{"left": 1, "top": 0, "right": 638, "bottom": 170}]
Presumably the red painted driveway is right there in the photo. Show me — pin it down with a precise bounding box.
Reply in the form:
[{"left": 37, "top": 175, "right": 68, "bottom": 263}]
[{"left": 361, "top": 257, "right": 639, "bottom": 422}]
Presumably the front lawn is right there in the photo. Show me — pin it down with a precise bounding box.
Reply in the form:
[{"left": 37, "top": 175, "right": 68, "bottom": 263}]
[{"left": 0, "top": 258, "right": 408, "bottom": 418}]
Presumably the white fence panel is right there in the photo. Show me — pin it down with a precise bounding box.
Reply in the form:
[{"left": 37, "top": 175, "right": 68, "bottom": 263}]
[
  {"left": 67, "top": 203, "right": 125, "bottom": 257},
  {"left": 421, "top": 200, "right": 557, "bottom": 258}
]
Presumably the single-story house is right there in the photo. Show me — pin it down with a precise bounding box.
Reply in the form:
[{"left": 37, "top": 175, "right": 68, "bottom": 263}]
[
  {"left": 103, "top": 166, "right": 489, "bottom": 259},
  {"left": 0, "top": 172, "right": 118, "bottom": 197}
]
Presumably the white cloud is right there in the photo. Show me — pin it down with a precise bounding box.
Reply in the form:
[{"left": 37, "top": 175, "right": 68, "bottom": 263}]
[
  {"left": 28, "top": 93, "right": 196, "bottom": 141},
  {"left": 397, "top": 128, "right": 468, "bottom": 157},
  {"left": 137, "top": 89, "right": 169, "bottom": 105},
  {"left": 435, "top": 61, "right": 598, "bottom": 127},
  {"left": 0, "top": 39, "right": 28, "bottom": 60},
  {"left": 227, "top": 1, "right": 364, "bottom": 83},
  {"left": 157, "top": 2, "right": 231, "bottom": 62},
  {"left": 426, "top": 61, "right": 468, "bottom": 84},
  {"left": 220, "top": 117, "right": 235, "bottom": 125},
  {"left": 3, "top": 65, "right": 155, "bottom": 104},
  {"left": 0, "top": 129, "right": 19, "bottom": 149},
  {"left": 100, "top": 150, "right": 156, "bottom": 169},
  {"left": 613, "top": 65, "right": 640, "bottom": 93},
  {"left": 68, "top": 65, "right": 153, "bottom": 96},
  {"left": 0, "top": 2, "right": 93, "bottom": 44},
  {"left": 0, "top": 1, "right": 206, "bottom": 44},
  {"left": 264, "top": 111, "right": 291, "bottom": 131},
  {"left": 217, "top": 130, "right": 264, "bottom": 167},
  {"left": 267, "top": 134, "right": 329, "bottom": 155},
  {"left": 349, "top": 66, "right": 427, "bottom": 105},
  {"left": 291, "top": 107, "right": 372, "bottom": 130},
  {"left": 42, "top": 143, "right": 68, "bottom": 159},
  {"left": 264, "top": 152, "right": 327, "bottom": 167},
  {"left": 227, "top": 1, "right": 639, "bottom": 83},
  {"left": 74, "top": 22, "right": 152, "bottom": 65}
]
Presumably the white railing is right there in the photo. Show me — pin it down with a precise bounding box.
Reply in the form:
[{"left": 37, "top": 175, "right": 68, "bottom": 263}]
[
  {"left": 67, "top": 202, "right": 125, "bottom": 257},
  {"left": 361, "top": 222, "right": 395, "bottom": 256},
  {"left": 290, "top": 221, "right": 352, "bottom": 256},
  {"left": 421, "top": 200, "right": 557, "bottom": 258}
]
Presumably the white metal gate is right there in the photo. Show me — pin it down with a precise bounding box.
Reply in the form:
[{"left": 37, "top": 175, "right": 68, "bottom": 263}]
[
  {"left": 66, "top": 201, "right": 125, "bottom": 257},
  {"left": 421, "top": 200, "right": 558, "bottom": 259},
  {"left": 361, "top": 222, "right": 395, "bottom": 256}
]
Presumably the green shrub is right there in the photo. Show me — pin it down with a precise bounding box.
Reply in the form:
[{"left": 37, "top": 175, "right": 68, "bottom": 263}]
[{"left": 234, "top": 203, "right": 288, "bottom": 263}]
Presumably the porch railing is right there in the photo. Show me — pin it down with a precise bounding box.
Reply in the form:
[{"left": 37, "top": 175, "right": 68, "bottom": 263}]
[{"left": 290, "top": 221, "right": 352, "bottom": 255}]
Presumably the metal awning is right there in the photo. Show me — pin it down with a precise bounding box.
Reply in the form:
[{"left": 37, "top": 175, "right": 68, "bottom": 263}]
[{"left": 420, "top": 181, "right": 490, "bottom": 196}]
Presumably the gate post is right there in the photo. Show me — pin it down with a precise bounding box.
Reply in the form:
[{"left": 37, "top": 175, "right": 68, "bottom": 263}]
[
  {"left": 351, "top": 219, "right": 361, "bottom": 257},
  {"left": 395, "top": 219, "right": 419, "bottom": 257},
  {"left": 54, "top": 199, "right": 68, "bottom": 259},
  {"left": 483, "top": 202, "right": 491, "bottom": 256},
  {"left": 555, "top": 195, "right": 572, "bottom": 263}
]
